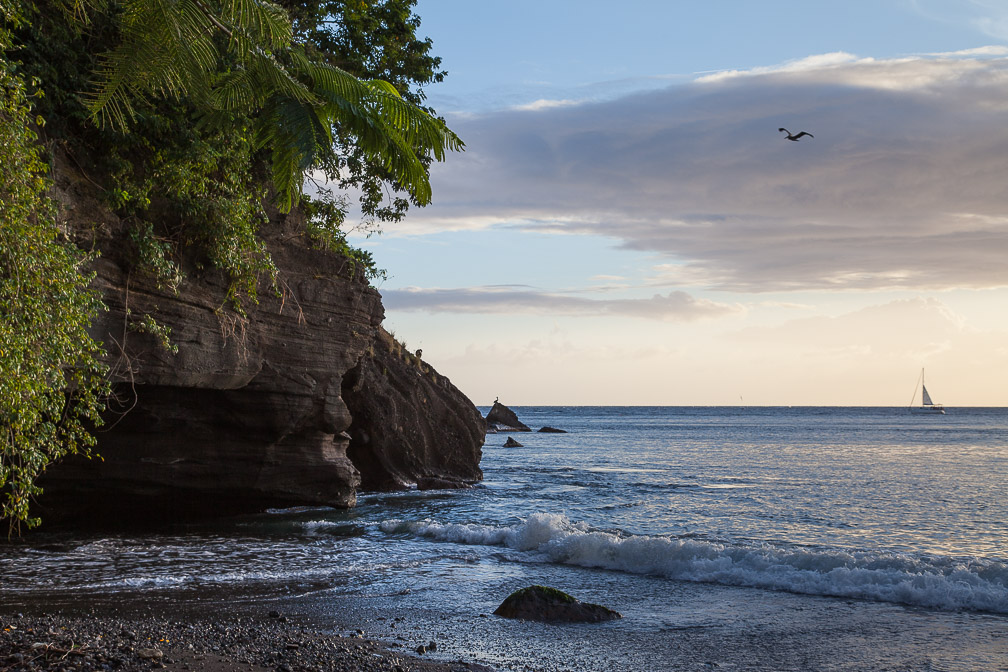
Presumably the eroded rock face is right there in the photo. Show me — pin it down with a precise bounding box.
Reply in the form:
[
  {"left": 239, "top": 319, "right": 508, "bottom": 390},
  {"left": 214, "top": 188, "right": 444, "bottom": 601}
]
[
  {"left": 40, "top": 236, "right": 381, "bottom": 520},
  {"left": 342, "top": 328, "right": 484, "bottom": 491},
  {"left": 36, "top": 156, "right": 484, "bottom": 524}
]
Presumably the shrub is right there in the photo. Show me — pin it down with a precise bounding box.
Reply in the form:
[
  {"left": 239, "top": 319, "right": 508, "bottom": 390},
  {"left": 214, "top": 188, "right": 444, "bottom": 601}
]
[{"left": 0, "top": 49, "right": 109, "bottom": 535}]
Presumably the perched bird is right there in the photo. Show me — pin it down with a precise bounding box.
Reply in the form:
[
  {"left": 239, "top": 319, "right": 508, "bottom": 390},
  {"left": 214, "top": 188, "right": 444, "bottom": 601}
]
[{"left": 779, "top": 128, "right": 813, "bottom": 141}]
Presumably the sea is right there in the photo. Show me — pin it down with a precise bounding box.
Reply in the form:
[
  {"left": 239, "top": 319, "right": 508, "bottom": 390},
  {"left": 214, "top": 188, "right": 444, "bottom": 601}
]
[{"left": 2, "top": 406, "right": 1007, "bottom": 671}]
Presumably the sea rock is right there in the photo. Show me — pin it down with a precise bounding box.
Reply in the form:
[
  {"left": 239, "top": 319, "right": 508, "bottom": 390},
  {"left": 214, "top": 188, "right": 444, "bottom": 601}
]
[
  {"left": 538, "top": 426, "right": 567, "bottom": 433},
  {"left": 493, "top": 586, "right": 622, "bottom": 623},
  {"left": 35, "top": 151, "right": 484, "bottom": 524},
  {"left": 503, "top": 437, "right": 523, "bottom": 448},
  {"left": 485, "top": 401, "right": 531, "bottom": 432}
]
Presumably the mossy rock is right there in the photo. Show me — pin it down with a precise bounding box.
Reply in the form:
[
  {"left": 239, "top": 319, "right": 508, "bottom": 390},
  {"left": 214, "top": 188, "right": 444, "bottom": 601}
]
[{"left": 493, "top": 585, "right": 622, "bottom": 623}]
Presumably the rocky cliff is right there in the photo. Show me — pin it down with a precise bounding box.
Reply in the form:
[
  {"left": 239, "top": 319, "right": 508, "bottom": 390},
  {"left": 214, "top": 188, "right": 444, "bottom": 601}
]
[
  {"left": 342, "top": 328, "right": 484, "bottom": 491},
  {"left": 36, "top": 155, "right": 484, "bottom": 524}
]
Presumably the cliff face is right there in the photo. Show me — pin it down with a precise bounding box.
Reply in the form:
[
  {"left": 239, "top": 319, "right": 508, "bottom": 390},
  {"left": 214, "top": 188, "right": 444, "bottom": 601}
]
[
  {"left": 342, "top": 328, "right": 484, "bottom": 491},
  {"left": 37, "top": 156, "right": 484, "bottom": 523}
]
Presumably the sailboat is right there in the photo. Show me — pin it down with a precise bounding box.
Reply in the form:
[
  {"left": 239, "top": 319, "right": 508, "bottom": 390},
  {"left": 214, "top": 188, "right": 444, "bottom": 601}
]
[{"left": 909, "top": 368, "right": 945, "bottom": 414}]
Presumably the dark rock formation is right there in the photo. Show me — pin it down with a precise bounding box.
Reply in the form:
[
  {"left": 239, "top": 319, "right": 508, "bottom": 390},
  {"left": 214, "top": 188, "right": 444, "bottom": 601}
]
[
  {"left": 493, "top": 586, "right": 622, "bottom": 623},
  {"left": 341, "top": 327, "right": 484, "bottom": 491},
  {"left": 35, "top": 154, "right": 484, "bottom": 524},
  {"left": 485, "top": 401, "right": 531, "bottom": 432},
  {"left": 538, "top": 426, "right": 567, "bottom": 433},
  {"left": 502, "top": 437, "right": 523, "bottom": 448}
]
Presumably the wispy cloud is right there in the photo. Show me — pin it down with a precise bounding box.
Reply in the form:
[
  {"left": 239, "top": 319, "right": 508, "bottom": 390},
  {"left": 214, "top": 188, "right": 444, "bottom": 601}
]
[
  {"left": 382, "top": 286, "right": 742, "bottom": 320},
  {"left": 694, "top": 52, "right": 863, "bottom": 83},
  {"left": 410, "top": 51, "right": 1008, "bottom": 293},
  {"left": 909, "top": 1, "right": 1008, "bottom": 41},
  {"left": 511, "top": 98, "right": 581, "bottom": 111}
]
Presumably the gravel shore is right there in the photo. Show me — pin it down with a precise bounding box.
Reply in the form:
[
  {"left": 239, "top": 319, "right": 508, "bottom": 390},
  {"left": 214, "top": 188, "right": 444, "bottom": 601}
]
[{"left": 0, "top": 611, "right": 493, "bottom": 672}]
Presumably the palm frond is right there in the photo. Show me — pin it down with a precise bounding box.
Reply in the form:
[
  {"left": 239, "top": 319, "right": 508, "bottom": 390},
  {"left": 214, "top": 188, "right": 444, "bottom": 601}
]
[
  {"left": 86, "top": 0, "right": 220, "bottom": 126},
  {"left": 80, "top": 0, "right": 463, "bottom": 212},
  {"left": 296, "top": 61, "right": 463, "bottom": 205},
  {"left": 256, "top": 95, "right": 332, "bottom": 211},
  {"left": 219, "top": 0, "right": 291, "bottom": 50},
  {"left": 209, "top": 69, "right": 257, "bottom": 111}
]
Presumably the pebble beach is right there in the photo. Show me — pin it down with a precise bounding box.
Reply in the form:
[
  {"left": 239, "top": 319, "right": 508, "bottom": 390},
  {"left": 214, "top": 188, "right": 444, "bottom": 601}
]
[{"left": 0, "top": 610, "right": 491, "bottom": 672}]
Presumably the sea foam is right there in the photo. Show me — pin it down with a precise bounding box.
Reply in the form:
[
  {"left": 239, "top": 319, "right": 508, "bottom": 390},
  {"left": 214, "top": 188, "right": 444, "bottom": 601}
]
[{"left": 380, "top": 513, "right": 1008, "bottom": 613}]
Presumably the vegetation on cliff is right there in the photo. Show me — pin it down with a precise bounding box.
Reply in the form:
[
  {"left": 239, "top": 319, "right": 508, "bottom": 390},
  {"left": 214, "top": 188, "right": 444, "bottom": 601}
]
[
  {"left": 0, "top": 23, "right": 109, "bottom": 534},
  {"left": 0, "top": 0, "right": 460, "bottom": 533}
]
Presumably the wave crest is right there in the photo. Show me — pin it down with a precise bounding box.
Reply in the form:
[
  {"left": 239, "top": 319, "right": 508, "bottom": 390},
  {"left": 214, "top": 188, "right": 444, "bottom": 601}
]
[{"left": 381, "top": 513, "right": 1008, "bottom": 613}]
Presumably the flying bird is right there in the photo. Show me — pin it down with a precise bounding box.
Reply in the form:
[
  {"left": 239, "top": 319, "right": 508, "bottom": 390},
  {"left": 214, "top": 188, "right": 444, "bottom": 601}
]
[{"left": 779, "top": 128, "right": 813, "bottom": 141}]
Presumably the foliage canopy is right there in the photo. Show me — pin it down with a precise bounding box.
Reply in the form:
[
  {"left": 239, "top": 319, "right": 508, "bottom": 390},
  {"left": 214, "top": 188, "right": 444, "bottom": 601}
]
[
  {"left": 81, "top": 0, "right": 462, "bottom": 214},
  {"left": 0, "top": 0, "right": 460, "bottom": 532}
]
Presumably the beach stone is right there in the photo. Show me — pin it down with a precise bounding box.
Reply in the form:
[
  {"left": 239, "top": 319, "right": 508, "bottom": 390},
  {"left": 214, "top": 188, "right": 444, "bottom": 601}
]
[
  {"left": 485, "top": 401, "right": 531, "bottom": 432},
  {"left": 137, "top": 647, "right": 163, "bottom": 660},
  {"left": 493, "top": 585, "right": 622, "bottom": 623},
  {"left": 503, "top": 437, "right": 523, "bottom": 448},
  {"left": 537, "top": 426, "right": 567, "bottom": 433}
]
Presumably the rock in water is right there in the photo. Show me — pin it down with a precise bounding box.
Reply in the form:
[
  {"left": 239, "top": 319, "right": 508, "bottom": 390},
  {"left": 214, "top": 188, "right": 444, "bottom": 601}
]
[
  {"left": 503, "top": 437, "right": 523, "bottom": 448},
  {"left": 493, "top": 586, "right": 622, "bottom": 623},
  {"left": 537, "top": 426, "right": 567, "bottom": 433},
  {"left": 485, "top": 401, "right": 531, "bottom": 432}
]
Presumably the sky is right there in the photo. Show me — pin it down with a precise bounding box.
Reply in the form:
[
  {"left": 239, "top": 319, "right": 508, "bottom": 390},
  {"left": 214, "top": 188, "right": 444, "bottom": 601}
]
[{"left": 349, "top": 0, "right": 1008, "bottom": 406}]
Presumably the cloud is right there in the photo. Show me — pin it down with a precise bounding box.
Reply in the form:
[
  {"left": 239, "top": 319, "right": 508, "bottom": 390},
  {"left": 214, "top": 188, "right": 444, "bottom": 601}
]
[
  {"left": 908, "top": 1, "right": 1008, "bottom": 41},
  {"left": 729, "top": 297, "right": 966, "bottom": 355},
  {"left": 381, "top": 286, "right": 741, "bottom": 320},
  {"left": 411, "top": 51, "right": 1008, "bottom": 293},
  {"left": 695, "top": 52, "right": 863, "bottom": 83},
  {"left": 512, "top": 98, "right": 581, "bottom": 111}
]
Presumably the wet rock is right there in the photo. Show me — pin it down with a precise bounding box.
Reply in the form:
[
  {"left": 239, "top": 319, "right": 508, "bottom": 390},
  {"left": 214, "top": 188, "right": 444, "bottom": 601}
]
[
  {"left": 502, "top": 437, "right": 523, "bottom": 448},
  {"left": 493, "top": 585, "right": 622, "bottom": 623},
  {"left": 485, "top": 402, "right": 531, "bottom": 432},
  {"left": 537, "top": 426, "right": 567, "bottom": 433}
]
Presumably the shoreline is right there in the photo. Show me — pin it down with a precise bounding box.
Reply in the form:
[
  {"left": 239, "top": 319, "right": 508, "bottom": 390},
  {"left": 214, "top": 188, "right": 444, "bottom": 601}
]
[{"left": 0, "top": 607, "right": 493, "bottom": 672}]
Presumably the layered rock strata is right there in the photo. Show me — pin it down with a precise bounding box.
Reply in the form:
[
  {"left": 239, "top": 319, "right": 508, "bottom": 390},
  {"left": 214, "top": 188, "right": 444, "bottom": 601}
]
[
  {"left": 37, "top": 156, "right": 483, "bottom": 523},
  {"left": 342, "top": 328, "right": 484, "bottom": 491}
]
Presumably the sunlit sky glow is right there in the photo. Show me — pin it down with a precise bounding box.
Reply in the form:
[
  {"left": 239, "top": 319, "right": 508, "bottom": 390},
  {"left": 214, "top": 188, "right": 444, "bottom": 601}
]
[{"left": 350, "top": 1, "right": 1008, "bottom": 406}]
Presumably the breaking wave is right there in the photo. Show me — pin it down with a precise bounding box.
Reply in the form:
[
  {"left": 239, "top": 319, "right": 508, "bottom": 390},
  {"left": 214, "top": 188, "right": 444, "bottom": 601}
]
[{"left": 381, "top": 512, "right": 1008, "bottom": 614}]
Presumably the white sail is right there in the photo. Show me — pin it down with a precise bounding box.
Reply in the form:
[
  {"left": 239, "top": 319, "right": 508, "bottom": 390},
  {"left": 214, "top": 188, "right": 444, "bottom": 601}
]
[{"left": 922, "top": 385, "right": 933, "bottom": 406}]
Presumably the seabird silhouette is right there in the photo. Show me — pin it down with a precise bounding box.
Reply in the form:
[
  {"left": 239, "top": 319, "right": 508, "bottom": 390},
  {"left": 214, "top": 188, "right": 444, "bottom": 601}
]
[{"left": 779, "top": 128, "right": 813, "bottom": 141}]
